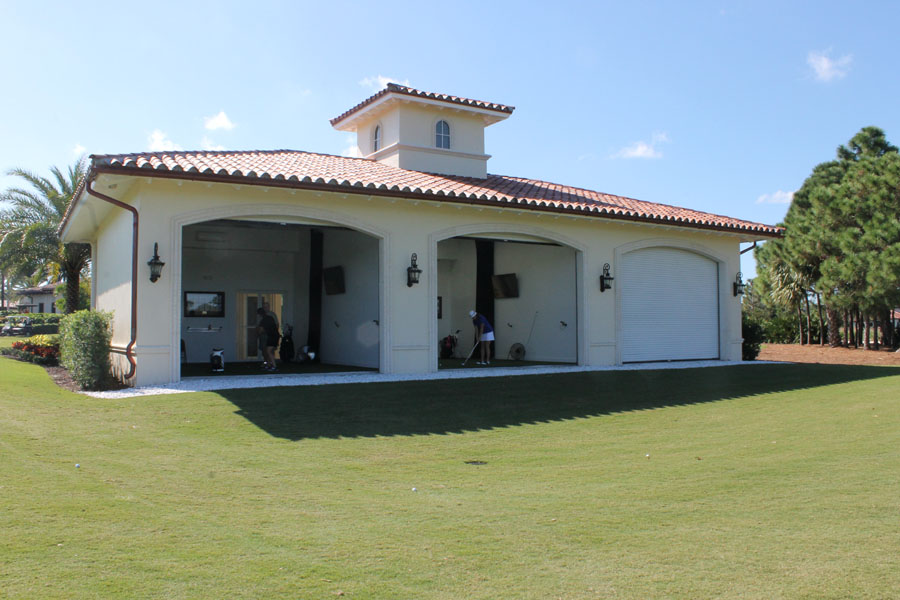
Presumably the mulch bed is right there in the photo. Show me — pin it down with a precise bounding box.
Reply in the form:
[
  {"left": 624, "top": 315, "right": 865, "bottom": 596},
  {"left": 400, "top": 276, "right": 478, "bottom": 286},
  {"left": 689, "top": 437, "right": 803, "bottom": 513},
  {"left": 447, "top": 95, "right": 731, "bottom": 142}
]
[
  {"left": 758, "top": 343, "right": 900, "bottom": 367},
  {"left": 44, "top": 365, "right": 84, "bottom": 393}
]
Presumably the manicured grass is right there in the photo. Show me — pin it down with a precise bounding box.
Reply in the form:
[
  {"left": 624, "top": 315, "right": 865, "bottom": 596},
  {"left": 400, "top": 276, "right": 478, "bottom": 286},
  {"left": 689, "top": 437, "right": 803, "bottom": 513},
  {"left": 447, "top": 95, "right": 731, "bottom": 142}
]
[
  {"left": 0, "top": 335, "right": 21, "bottom": 349},
  {"left": 2, "top": 359, "right": 899, "bottom": 598}
]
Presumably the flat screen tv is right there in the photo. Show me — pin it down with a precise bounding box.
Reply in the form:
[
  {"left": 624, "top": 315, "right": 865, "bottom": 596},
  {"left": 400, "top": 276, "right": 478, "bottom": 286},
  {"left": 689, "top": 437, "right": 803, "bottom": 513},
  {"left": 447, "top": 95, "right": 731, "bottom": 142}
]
[
  {"left": 492, "top": 273, "right": 519, "bottom": 299},
  {"left": 323, "top": 266, "right": 345, "bottom": 295},
  {"left": 184, "top": 291, "right": 225, "bottom": 317}
]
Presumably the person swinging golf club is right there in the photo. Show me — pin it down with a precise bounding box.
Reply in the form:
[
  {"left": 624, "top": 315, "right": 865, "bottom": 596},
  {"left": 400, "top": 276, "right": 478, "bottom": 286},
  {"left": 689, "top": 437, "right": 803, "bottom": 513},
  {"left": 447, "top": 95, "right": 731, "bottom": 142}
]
[{"left": 469, "top": 310, "right": 494, "bottom": 365}]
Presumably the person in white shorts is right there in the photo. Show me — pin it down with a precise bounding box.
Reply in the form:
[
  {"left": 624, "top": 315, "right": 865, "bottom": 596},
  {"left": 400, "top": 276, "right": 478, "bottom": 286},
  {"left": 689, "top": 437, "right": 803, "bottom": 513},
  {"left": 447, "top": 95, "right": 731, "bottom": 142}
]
[{"left": 469, "top": 310, "right": 495, "bottom": 365}]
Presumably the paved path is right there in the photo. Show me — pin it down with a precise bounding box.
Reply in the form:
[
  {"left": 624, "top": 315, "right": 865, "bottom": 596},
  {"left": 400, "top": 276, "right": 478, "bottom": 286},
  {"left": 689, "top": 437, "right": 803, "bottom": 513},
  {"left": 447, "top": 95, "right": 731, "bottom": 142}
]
[{"left": 84, "top": 360, "right": 774, "bottom": 399}]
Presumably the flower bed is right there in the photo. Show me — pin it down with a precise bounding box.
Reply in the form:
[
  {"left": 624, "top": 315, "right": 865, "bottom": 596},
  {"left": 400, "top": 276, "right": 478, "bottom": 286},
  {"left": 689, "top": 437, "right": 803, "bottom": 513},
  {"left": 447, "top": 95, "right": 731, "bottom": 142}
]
[{"left": 0, "top": 334, "right": 60, "bottom": 366}]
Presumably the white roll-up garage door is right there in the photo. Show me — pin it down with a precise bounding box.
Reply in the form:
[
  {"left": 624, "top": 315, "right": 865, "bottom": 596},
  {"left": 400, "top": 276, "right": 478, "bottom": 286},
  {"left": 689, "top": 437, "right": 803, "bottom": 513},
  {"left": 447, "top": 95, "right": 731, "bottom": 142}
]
[{"left": 620, "top": 247, "right": 719, "bottom": 363}]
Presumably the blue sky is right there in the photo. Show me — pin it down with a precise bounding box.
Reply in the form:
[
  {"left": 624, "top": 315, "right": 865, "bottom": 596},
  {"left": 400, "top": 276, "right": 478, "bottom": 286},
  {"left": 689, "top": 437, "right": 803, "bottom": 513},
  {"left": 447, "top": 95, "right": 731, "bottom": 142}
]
[{"left": 2, "top": 1, "right": 898, "bottom": 277}]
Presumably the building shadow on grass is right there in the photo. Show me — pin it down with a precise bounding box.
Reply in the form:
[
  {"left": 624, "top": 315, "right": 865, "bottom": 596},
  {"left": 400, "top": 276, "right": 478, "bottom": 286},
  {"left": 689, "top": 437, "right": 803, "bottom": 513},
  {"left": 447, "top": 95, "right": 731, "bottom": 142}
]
[{"left": 216, "top": 364, "right": 900, "bottom": 441}]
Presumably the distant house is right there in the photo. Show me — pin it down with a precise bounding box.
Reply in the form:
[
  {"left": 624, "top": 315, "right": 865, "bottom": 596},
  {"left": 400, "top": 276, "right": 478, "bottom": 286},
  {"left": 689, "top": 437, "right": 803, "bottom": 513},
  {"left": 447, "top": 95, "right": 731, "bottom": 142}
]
[
  {"left": 14, "top": 284, "right": 60, "bottom": 314},
  {"left": 60, "top": 84, "right": 781, "bottom": 386}
]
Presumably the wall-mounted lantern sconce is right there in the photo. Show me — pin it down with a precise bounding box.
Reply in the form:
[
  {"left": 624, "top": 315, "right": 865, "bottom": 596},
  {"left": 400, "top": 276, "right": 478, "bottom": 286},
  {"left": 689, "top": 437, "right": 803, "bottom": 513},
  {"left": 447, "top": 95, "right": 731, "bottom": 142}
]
[
  {"left": 407, "top": 253, "right": 422, "bottom": 287},
  {"left": 599, "top": 263, "right": 614, "bottom": 292},
  {"left": 148, "top": 243, "right": 165, "bottom": 283},
  {"left": 733, "top": 272, "right": 745, "bottom": 297}
]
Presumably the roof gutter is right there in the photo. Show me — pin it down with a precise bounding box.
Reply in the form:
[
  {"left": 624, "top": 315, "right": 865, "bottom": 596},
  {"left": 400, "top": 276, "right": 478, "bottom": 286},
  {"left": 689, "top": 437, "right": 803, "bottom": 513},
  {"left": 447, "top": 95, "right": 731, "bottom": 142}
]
[
  {"left": 740, "top": 241, "right": 758, "bottom": 254},
  {"left": 85, "top": 177, "right": 138, "bottom": 381}
]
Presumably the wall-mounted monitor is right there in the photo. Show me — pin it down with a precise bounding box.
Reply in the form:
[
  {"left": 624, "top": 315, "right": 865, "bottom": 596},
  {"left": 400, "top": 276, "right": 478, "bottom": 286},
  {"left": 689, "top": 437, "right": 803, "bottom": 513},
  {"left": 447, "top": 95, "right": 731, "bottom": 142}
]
[
  {"left": 184, "top": 291, "right": 225, "bottom": 317},
  {"left": 492, "top": 273, "right": 519, "bottom": 299},
  {"left": 323, "top": 266, "right": 346, "bottom": 295}
]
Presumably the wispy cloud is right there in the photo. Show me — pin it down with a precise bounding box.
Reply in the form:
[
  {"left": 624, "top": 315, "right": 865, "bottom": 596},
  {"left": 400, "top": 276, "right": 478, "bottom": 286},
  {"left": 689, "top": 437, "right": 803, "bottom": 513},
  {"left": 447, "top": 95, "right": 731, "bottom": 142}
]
[
  {"left": 342, "top": 134, "right": 361, "bottom": 158},
  {"left": 201, "top": 136, "right": 226, "bottom": 151},
  {"left": 72, "top": 143, "right": 86, "bottom": 156},
  {"left": 359, "top": 75, "right": 410, "bottom": 91},
  {"left": 204, "top": 110, "right": 236, "bottom": 131},
  {"left": 147, "top": 129, "right": 182, "bottom": 152},
  {"left": 756, "top": 190, "right": 794, "bottom": 204},
  {"left": 611, "top": 132, "right": 669, "bottom": 159},
  {"left": 807, "top": 50, "right": 852, "bottom": 82}
]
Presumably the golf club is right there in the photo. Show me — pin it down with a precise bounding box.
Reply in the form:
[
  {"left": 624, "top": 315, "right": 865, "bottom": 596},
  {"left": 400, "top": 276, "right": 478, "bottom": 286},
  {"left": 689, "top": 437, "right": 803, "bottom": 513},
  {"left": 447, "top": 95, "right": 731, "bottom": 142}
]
[{"left": 461, "top": 340, "right": 479, "bottom": 366}]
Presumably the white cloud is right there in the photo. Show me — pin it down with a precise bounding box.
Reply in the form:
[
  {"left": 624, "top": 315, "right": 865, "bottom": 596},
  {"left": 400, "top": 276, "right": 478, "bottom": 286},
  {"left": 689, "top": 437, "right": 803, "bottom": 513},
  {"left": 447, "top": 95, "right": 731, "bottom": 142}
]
[
  {"left": 807, "top": 50, "right": 852, "bottom": 82},
  {"left": 204, "top": 110, "right": 236, "bottom": 131},
  {"left": 147, "top": 129, "right": 182, "bottom": 152},
  {"left": 359, "top": 75, "right": 410, "bottom": 91},
  {"left": 611, "top": 131, "right": 669, "bottom": 159},
  {"left": 756, "top": 190, "right": 795, "bottom": 204},
  {"left": 342, "top": 135, "right": 361, "bottom": 158},
  {"left": 201, "top": 136, "right": 226, "bottom": 151},
  {"left": 72, "top": 143, "right": 86, "bottom": 156}
]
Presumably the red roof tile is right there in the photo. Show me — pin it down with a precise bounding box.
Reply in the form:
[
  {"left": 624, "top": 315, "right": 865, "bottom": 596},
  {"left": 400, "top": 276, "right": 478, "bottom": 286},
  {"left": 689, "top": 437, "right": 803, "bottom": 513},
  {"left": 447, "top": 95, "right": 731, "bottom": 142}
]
[
  {"left": 331, "top": 83, "right": 515, "bottom": 127},
  {"left": 67, "top": 149, "right": 782, "bottom": 237}
]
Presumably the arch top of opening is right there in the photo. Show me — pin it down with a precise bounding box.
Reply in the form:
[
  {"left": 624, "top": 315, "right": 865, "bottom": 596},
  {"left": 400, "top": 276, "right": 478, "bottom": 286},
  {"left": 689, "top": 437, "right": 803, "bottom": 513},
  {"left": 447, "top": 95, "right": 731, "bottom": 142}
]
[
  {"left": 171, "top": 202, "right": 389, "bottom": 241},
  {"left": 431, "top": 223, "right": 587, "bottom": 253}
]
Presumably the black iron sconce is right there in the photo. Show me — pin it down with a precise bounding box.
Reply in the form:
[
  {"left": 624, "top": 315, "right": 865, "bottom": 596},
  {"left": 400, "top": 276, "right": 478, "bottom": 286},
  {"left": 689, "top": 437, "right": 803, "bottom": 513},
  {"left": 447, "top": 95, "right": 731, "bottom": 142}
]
[
  {"left": 148, "top": 243, "right": 165, "bottom": 283},
  {"left": 733, "top": 272, "right": 745, "bottom": 297},
  {"left": 599, "top": 263, "right": 614, "bottom": 292},
  {"left": 407, "top": 253, "right": 422, "bottom": 287}
]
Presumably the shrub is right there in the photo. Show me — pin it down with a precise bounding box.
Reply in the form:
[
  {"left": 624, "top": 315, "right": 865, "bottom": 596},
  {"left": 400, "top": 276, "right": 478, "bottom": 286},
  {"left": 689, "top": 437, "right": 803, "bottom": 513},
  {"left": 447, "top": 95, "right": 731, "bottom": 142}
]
[
  {"left": 742, "top": 313, "right": 765, "bottom": 361},
  {"left": 59, "top": 310, "right": 113, "bottom": 390}
]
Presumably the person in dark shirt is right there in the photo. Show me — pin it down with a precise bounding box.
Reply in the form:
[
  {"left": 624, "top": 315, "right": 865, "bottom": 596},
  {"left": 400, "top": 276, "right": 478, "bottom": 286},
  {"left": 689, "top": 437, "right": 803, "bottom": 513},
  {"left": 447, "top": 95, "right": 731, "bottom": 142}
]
[
  {"left": 469, "top": 310, "right": 494, "bottom": 365},
  {"left": 256, "top": 307, "right": 280, "bottom": 371}
]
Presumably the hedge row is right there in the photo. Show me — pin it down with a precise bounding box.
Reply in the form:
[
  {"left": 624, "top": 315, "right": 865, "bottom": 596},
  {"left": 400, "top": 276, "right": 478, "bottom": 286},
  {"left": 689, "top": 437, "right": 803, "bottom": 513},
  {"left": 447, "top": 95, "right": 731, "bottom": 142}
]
[{"left": 0, "top": 314, "right": 62, "bottom": 325}]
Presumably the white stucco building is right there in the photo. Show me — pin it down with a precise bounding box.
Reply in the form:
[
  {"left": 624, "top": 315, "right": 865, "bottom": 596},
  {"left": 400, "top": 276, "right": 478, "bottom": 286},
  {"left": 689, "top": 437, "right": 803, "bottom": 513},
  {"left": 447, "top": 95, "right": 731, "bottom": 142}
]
[{"left": 60, "top": 84, "right": 781, "bottom": 386}]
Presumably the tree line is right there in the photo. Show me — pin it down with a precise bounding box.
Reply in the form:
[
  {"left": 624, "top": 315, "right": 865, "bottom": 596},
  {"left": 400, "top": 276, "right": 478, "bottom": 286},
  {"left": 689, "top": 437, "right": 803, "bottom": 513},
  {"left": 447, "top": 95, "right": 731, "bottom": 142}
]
[{"left": 751, "top": 126, "right": 900, "bottom": 349}]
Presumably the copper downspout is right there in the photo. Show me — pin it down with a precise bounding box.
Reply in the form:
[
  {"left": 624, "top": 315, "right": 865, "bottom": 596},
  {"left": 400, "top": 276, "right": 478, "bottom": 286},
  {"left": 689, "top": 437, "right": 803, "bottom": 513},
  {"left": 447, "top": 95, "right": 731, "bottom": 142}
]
[
  {"left": 740, "top": 241, "right": 758, "bottom": 255},
  {"left": 85, "top": 178, "right": 138, "bottom": 380}
]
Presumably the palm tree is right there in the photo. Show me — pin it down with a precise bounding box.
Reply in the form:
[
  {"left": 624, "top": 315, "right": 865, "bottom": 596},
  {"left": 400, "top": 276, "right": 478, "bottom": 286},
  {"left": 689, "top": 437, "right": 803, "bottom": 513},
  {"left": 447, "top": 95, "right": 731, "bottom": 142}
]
[
  {"left": 768, "top": 263, "right": 809, "bottom": 344},
  {"left": 0, "top": 159, "right": 90, "bottom": 313}
]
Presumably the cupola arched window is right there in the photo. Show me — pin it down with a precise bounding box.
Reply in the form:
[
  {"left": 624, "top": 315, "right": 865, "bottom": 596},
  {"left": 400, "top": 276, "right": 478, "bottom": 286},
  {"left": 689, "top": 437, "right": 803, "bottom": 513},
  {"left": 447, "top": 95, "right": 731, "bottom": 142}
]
[
  {"left": 435, "top": 120, "right": 450, "bottom": 149},
  {"left": 373, "top": 125, "right": 381, "bottom": 152}
]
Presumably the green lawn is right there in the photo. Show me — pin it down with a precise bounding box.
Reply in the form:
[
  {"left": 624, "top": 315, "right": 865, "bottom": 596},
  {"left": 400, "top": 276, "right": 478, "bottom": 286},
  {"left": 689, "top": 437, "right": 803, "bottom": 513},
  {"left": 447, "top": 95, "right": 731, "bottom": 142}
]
[{"left": 2, "top": 358, "right": 899, "bottom": 599}]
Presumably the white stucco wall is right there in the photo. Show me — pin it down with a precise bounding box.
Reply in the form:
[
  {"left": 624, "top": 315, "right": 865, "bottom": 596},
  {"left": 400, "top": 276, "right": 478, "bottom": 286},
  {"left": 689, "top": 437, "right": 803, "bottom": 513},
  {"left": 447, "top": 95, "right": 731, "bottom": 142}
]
[
  {"left": 358, "top": 104, "right": 491, "bottom": 177},
  {"left": 73, "top": 175, "right": 746, "bottom": 386},
  {"left": 494, "top": 242, "right": 578, "bottom": 363},
  {"left": 436, "top": 238, "right": 477, "bottom": 354},
  {"left": 93, "top": 203, "right": 137, "bottom": 378},
  {"left": 397, "top": 105, "right": 485, "bottom": 155},
  {"left": 320, "top": 229, "right": 380, "bottom": 368}
]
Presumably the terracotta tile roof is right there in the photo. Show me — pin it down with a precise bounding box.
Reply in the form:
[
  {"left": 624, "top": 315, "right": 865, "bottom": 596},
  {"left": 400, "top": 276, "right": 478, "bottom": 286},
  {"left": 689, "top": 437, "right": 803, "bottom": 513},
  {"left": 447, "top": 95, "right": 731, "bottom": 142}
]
[
  {"left": 71, "top": 149, "right": 782, "bottom": 237},
  {"left": 331, "top": 83, "right": 515, "bottom": 127},
  {"left": 16, "top": 285, "right": 58, "bottom": 295}
]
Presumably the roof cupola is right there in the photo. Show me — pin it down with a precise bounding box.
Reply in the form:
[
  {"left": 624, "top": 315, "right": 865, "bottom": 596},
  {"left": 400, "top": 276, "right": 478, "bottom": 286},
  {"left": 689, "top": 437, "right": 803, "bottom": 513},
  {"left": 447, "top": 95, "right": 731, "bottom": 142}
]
[{"left": 331, "top": 83, "right": 514, "bottom": 179}]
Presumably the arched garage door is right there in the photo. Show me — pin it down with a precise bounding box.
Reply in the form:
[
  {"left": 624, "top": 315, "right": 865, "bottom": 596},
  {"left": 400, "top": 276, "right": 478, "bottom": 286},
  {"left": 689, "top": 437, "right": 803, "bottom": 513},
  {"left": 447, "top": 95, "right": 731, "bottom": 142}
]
[{"left": 620, "top": 247, "right": 719, "bottom": 363}]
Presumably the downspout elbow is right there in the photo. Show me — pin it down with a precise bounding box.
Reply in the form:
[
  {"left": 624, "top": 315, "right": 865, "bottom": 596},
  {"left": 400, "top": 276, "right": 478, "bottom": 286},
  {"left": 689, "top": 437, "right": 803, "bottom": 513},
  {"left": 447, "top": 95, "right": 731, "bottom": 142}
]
[{"left": 85, "top": 177, "right": 138, "bottom": 381}]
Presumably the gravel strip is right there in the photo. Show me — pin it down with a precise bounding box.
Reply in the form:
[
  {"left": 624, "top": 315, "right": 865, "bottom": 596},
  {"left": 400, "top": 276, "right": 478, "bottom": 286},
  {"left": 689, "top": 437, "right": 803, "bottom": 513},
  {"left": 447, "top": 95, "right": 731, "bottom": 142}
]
[{"left": 82, "top": 360, "right": 777, "bottom": 399}]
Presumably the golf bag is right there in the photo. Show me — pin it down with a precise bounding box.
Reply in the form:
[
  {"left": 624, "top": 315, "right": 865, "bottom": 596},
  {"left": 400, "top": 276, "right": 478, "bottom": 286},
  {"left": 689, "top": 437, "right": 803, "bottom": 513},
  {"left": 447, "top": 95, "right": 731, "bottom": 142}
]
[
  {"left": 440, "top": 331, "right": 458, "bottom": 359},
  {"left": 210, "top": 348, "right": 225, "bottom": 372},
  {"left": 280, "top": 325, "right": 295, "bottom": 363}
]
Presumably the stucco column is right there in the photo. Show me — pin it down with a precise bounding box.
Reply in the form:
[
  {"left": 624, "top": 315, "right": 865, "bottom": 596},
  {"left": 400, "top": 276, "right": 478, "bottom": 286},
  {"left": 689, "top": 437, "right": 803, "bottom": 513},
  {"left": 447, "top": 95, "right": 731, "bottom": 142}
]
[{"left": 385, "top": 236, "right": 432, "bottom": 373}]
